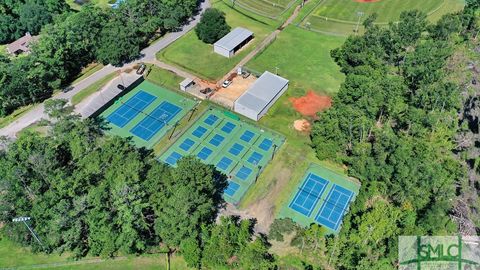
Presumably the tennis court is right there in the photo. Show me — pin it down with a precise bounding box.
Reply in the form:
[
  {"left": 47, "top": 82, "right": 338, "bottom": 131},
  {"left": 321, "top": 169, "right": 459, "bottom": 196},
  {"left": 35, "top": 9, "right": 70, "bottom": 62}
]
[
  {"left": 280, "top": 164, "right": 360, "bottom": 234},
  {"left": 160, "top": 107, "right": 284, "bottom": 203},
  {"left": 100, "top": 80, "right": 196, "bottom": 148},
  {"left": 315, "top": 184, "right": 353, "bottom": 231}
]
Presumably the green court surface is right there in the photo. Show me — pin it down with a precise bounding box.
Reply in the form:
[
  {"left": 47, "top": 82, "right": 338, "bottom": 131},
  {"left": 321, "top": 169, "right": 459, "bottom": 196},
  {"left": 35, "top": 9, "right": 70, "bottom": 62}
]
[
  {"left": 100, "top": 81, "right": 196, "bottom": 149},
  {"left": 159, "top": 107, "right": 285, "bottom": 204},
  {"left": 279, "top": 163, "right": 360, "bottom": 234}
]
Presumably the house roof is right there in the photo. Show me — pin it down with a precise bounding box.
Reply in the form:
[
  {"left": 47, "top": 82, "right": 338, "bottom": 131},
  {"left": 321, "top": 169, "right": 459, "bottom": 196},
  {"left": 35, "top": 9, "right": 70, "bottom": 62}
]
[
  {"left": 214, "top": 27, "right": 253, "bottom": 51},
  {"left": 6, "top": 33, "right": 39, "bottom": 54},
  {"left": 235, "top": 71, "right": 289, "bottom": 113}
]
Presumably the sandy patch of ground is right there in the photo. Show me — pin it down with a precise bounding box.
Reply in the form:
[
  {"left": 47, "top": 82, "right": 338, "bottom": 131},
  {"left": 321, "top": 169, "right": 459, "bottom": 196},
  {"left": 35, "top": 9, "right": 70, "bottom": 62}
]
[
  {"left": 210, "top": 74, "right": 257, "bottom": 108},
  {"left": 293, "top": 119, "right": 311, "bottom": 132},
  {"left": 220, "top": 166, "right": 292, "bottom": 234}
]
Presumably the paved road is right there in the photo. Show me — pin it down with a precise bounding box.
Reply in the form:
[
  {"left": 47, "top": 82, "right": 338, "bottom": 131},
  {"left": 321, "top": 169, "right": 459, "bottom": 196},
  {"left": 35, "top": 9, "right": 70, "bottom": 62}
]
[{"left": 0, "top": 0, "right": 210, "bottom": 138}]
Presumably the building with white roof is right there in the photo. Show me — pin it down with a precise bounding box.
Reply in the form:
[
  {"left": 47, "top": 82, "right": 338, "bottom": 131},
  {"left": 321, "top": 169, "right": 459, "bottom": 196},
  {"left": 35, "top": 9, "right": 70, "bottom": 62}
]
[
  {"left": 234, "top": 71, "right": 289, "bottom": 121},
  {"left": 213, "top": 27, "right": 253, "bottom": 58}
]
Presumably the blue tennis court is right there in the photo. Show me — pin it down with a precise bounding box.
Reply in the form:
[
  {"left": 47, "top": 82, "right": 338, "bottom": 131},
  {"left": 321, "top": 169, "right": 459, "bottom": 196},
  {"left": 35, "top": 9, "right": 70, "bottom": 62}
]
[
  {"left": 197, "top": 147, "right": 213, "bottom": 160},
  {"left": 229, "top": 143, "right": 244, "bottom": 156},
  {"left": 289, "top": 173, "right": 329, "bottom": 217},
  {"left": 179, "top": 138, "right": 195, "bottom": 151},
  {"left": 259, "top": 139, "right": 273, "bottom": 151},
  {"left": 165, "top": 152, "right": 182, "bottom": 166},
  {"left": 209, "top": 134, "right": 225, "bottom": 147},
  {"left": 107, "top": 91, "right": 156, "bottom": 128},
  {"left": 315, "top": 184, "right": 353, "bottom": 231},
  {"left": 130, "top": 101, "right": 181, "bottom": 141},
  {"left": 247, "top": 152, "right": 263, "bottom": 165},
  {"left": 236, "top": 166, "right": 253, "bottom": 181},
  {"left": 240, "top": 131, "right": 255, "bottom": 143},
  {"left": 221, "top": 122, "right": 236, "bottom": 133},
  {"left": 193, "top": 126, "right": 208, "bottom": 138},
  {"left": 225, "top": 181, "right": 240, "bottom": 197},
  {"left": 217, "top": 157, "right": 233, "bottom": 171},
  {"left": 204, "top": 114, "right": 219, "bottom": 125}
]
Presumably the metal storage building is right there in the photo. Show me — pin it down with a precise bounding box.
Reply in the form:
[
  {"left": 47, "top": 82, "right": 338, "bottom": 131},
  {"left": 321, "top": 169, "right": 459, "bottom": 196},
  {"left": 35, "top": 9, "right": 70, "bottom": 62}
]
[
  {"left": 234, "top": 71, "right": 289, "bottom": 121},
  {"left": 214, "top": 27, "right": 254, "bottom": 58}
]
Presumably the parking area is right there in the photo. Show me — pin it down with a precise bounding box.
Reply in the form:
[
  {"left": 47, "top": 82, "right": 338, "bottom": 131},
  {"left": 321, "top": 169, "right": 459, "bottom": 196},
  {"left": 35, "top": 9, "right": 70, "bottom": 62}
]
[{"left": 210, "top": 74, "right": 257, "bottom": 108}]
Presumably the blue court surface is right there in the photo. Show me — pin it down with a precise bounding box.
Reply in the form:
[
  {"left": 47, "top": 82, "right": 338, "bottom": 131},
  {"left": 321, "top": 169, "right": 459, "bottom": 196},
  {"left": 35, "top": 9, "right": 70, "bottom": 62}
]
[
  {"left": 289, "top": 173, "right": 328, "bottom": 216},
  {"left": 107, "top": 91, "right": 156, "bottom": 128},
  {"left": 130, "top": 101, "right": 181, "bottom": 141},
  {"left": 225, "top": 181, "right": 240, "bottom": 197},
  {"left": 315, "top": 185, "right": 354, "bottom": 231},
  {"left": 159, "top": 108, "right": 285, "bottom": 204},
  {"left": 101, "top": 81, "right": 197, "bottom": 149},
  {"left": 281, "top": 164, "right": 360, "bottom": 234},
  {"left": 165, "top": 152, "right": 182, "bottom": 166}
]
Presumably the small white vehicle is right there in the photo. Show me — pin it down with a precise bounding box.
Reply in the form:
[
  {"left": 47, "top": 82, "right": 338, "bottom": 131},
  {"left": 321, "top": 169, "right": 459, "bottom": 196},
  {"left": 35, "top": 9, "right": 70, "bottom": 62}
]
[{"left": 222, "top": 80, "right": 232, "bottom": 88}]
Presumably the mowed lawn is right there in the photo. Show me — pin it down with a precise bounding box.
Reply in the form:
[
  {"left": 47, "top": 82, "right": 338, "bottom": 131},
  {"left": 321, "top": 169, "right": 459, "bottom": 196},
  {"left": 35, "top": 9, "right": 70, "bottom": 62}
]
[
  {"left": 0, "top": 233, "right": 188, "bottom": 270},
  {"left": 247, "top": 26, "right": 345, "bottom": 95},
  {"left": 157, "top": 1, "right": 275, "bottom": 81},
  {"left": 312, "top": 0, "right": 444, "bottom": 23},
  {"left": 240, "top": 27, "right": 347, "bottom": 212},
  {"left": 234, "top": 0, "right": 296, "bottom": 18}
]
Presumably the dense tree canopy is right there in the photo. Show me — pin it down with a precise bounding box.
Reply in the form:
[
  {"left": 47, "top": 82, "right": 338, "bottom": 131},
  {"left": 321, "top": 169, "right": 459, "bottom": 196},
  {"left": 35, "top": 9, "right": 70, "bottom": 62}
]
[
  {"left": 0, "top": 111, "right": 227, "bottom": 258},
  {"left": 0, "top": 0, "right": 198, "bottom": 116},
  {"left": 0, "top": 0, "right": 69, "bottom": 43},
  {"left": 195, "top": 8, "right": 231, "bottom": 44},
  {"left": 310, "top": 4, "right": 480, "bottom": 269}
]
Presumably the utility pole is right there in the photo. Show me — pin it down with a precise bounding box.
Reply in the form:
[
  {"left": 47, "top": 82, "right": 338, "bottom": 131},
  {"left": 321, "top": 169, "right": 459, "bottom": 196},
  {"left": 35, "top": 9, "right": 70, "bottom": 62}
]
[
  {"left": 354, "top": 11, "right": 364, "bottom": 35},
  {"left": 12, "top": 217, "right": 44, "bottom": 249},
  {"left": 275, "top": 67, "right": 279, "bottom": 75}
]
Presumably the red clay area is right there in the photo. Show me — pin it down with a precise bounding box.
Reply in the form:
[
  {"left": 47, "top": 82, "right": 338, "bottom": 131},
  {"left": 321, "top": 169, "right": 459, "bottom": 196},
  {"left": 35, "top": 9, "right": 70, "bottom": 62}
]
[
  {"left": 355, "top": 0, "right": 381, "bottom": 2},
  {"left": 289, "top": 91, "right": 332, "bottom": 118}
]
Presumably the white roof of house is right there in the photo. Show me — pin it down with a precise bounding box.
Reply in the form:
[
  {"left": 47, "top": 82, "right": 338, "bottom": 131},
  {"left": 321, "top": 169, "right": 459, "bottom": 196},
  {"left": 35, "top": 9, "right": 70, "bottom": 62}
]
[
  {"left": 235, "top": 71, "right": 289, "bottom": 113},
  {"left": 214, "top": 27, "right": 253, "bottom": 51}
]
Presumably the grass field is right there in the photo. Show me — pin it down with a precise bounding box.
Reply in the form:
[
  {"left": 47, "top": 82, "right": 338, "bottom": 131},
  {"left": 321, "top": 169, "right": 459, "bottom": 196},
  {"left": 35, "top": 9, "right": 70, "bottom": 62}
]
[
  {"left": 239, "top": 28, "right": 349, "bottom": 218},
  {"left": 71, "top": 72, "right": 117, "bottom": 105},
  {"left": 247, "top": 26, "right": 345, "bottom": 95},
  {"left": 0, "top": 232, "right": 188, "bottom": 270},
  {"left": 299, "top": 0, "right": 465, "bottom": 36},
  {"left": 312, "top": 0, "right": 443, "bottom": 23},
  {"left": 144, "top": 65, "right": 185, "bottom": 91},
  {"left": 157, "top": 0, "right": 275, "bottom": 81},
  {"left": 232, "top": 0, "right": 297, "bottom": 18}
]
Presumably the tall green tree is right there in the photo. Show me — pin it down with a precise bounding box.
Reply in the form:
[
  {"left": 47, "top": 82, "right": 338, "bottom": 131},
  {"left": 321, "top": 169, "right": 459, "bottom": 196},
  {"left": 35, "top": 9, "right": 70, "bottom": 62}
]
[{"left": 195, "top": 8, "right": 231, "bottom": 44}]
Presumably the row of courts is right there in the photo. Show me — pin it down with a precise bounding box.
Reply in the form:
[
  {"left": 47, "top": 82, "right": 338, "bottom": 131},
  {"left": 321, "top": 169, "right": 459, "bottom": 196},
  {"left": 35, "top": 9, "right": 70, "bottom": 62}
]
[
  {"left": 280, "top": 164, "right": 360, "bottom": 234},
  {"left": 160, "top": 108, "right": 284, "bottom": 204},
  {"left": 100, "top": 81, "right": 196, "bottom": 148}
]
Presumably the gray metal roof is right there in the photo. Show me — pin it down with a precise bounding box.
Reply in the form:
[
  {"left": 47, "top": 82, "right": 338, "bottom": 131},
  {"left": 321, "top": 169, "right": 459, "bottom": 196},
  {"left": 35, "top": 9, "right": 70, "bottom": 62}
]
[
  {"left": 235, "top": 71, "right": 289, "bottom": 113},
  {"left": 214, "top": 27, "right": 253, "bottom": 51},
  {"left": 180, "top": 78, "right": 194, "bottom": 87}
]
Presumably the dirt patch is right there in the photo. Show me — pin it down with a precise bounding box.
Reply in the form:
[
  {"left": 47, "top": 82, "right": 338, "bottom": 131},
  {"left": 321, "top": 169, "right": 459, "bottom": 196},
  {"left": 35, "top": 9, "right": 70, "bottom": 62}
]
[
  {"left": 289, "top": 91, "right": 332, "bottom": 118},
  {"left": 219, "top": 165, "right": 292, "bottom": 234},
  {"left": 293, "top": 119, "right": 311, "bottom": 132},
  {"left": 210, "top": 74, "right": 257, "bottom": 108}
]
